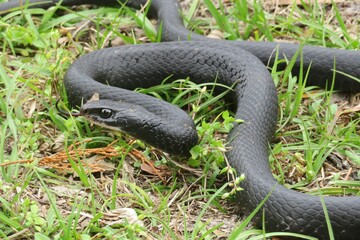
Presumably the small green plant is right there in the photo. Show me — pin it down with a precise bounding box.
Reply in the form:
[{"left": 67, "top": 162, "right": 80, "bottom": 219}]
[{"left": 20, "top": 199, "right": 47, "bottom": 232}]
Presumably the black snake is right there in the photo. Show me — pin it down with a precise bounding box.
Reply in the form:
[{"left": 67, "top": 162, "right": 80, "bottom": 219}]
[{"left": 1, "top": 0, "right": 360, "bottom": 239}]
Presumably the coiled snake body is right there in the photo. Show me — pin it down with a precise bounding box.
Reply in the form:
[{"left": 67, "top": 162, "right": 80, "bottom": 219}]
[{"left": 1, "top": 0, "right": 360, "bottom": 239}]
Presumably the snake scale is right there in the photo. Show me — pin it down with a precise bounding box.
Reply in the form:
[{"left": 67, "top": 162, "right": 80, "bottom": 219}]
[{"left": 1, "top": 0, "right": 360, "bottom": 239}]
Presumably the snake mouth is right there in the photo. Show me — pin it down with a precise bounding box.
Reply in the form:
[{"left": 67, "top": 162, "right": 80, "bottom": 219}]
[
  {"left": 56, "top": 99, "right": 81, "bottom": 118},
  {"left": 82, "top": 114, "right": 123, "bottom": 132}
]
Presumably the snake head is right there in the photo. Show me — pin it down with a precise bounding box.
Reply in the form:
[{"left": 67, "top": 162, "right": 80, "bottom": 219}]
[
  {"left": 80, "top": 99, "right": 145, "bottom": 133},
  {"left": 80, "top": 99, "right": 198, "bottom": 155}
]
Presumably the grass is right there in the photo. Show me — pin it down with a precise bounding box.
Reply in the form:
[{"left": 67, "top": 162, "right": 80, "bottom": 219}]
[{"left": 0, "top": 0, "right": 359, "bottom": 239}]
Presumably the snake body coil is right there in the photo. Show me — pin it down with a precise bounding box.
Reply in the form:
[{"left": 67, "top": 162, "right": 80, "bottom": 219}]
[{"left": 1, "top": 0, "right": 360, "bottom": 239}]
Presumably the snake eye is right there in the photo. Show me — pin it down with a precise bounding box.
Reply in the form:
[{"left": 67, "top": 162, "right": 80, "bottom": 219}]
[{"left": 100, "top": 109, "right": 113, "bottom": 119}]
